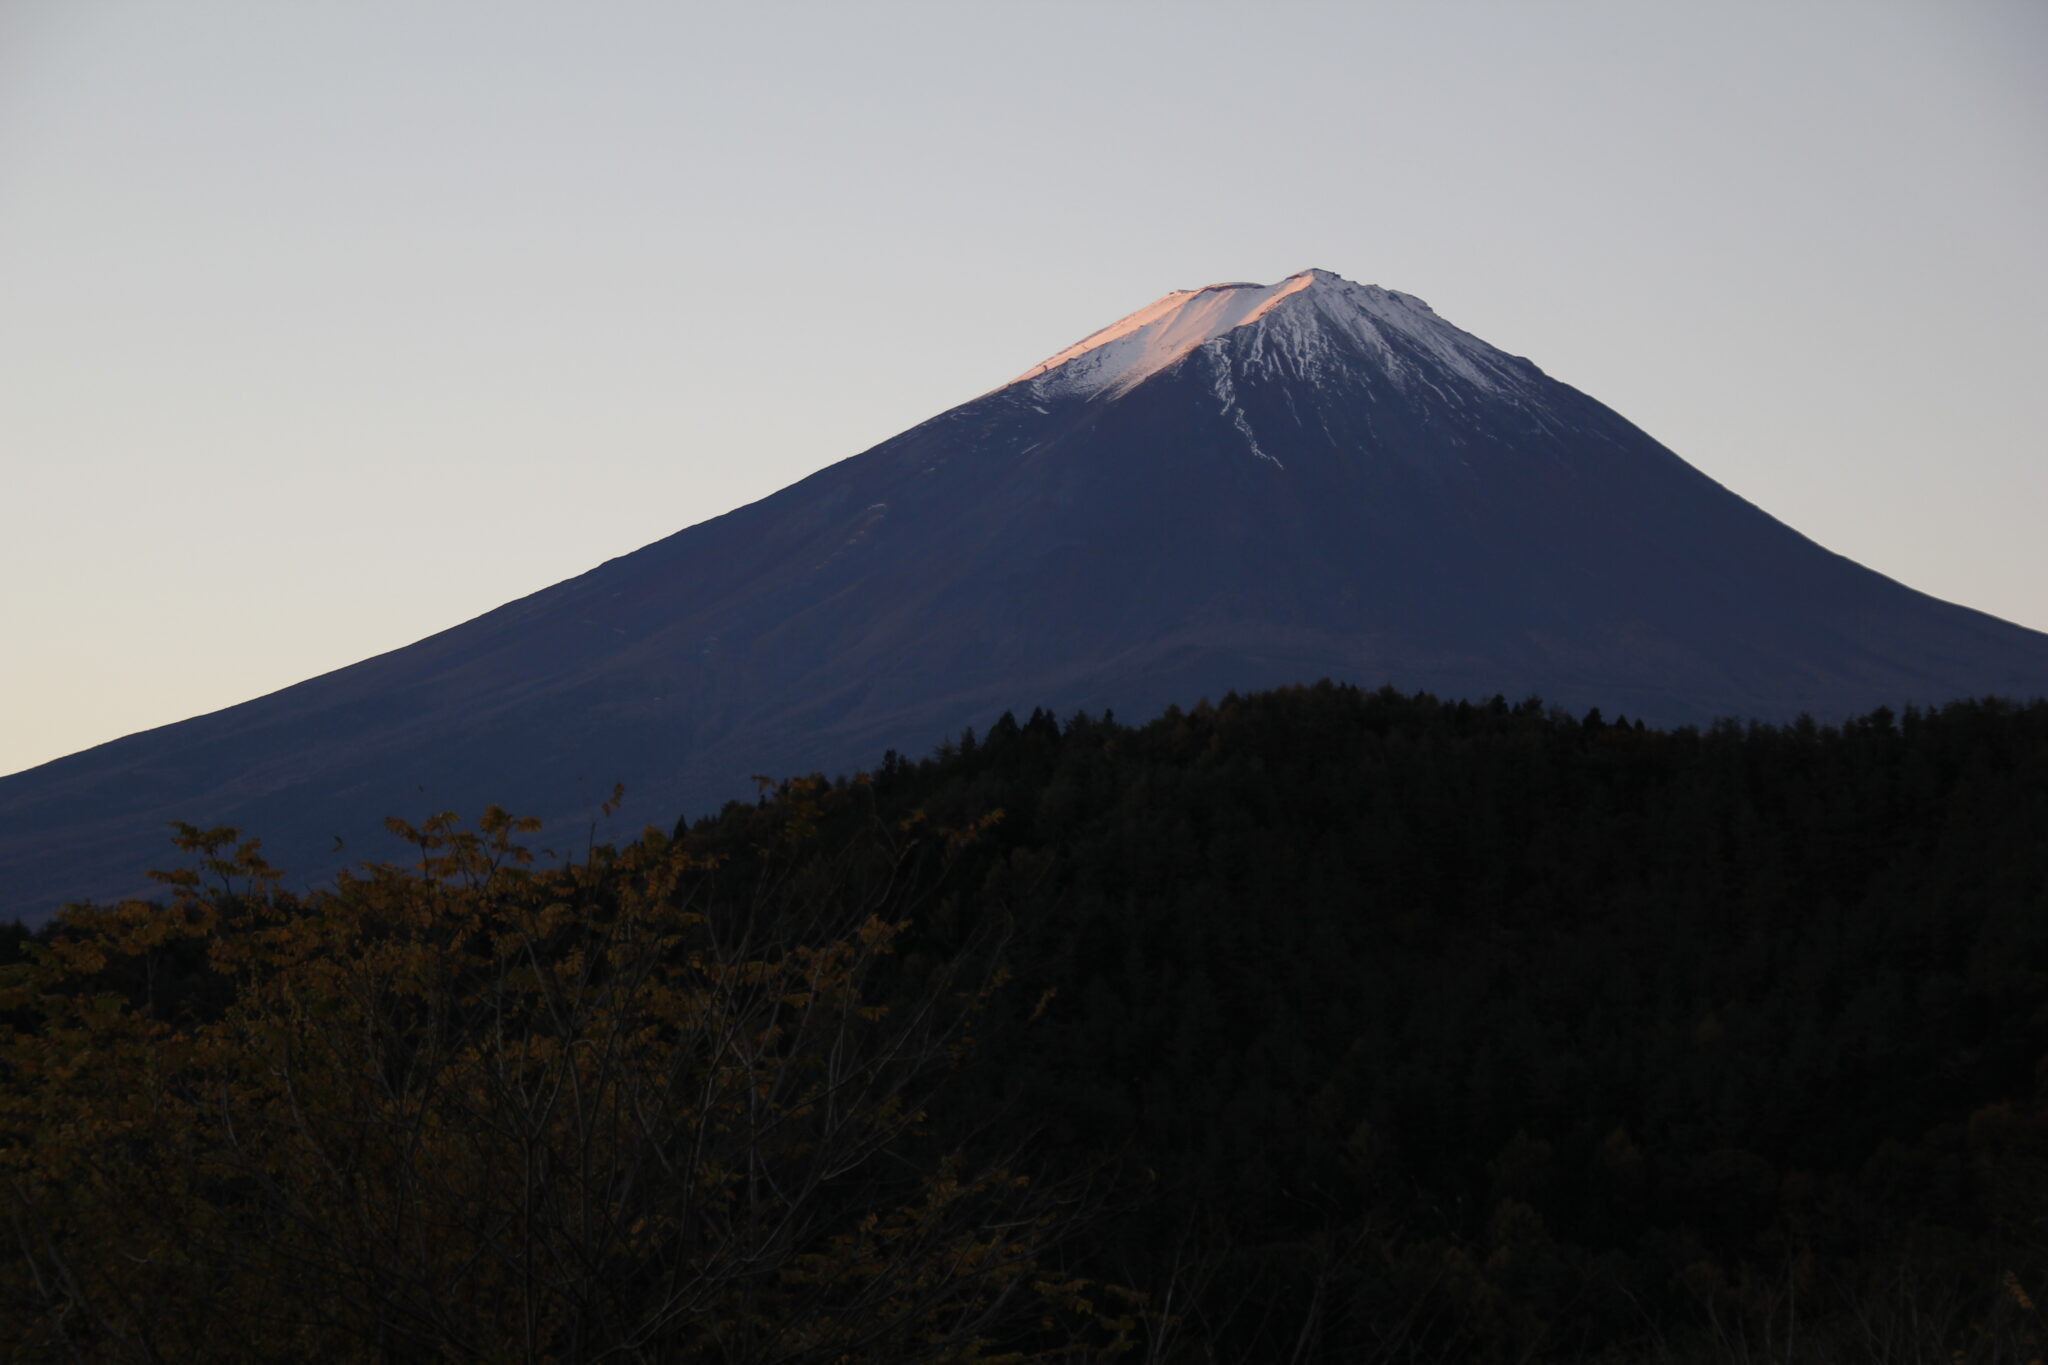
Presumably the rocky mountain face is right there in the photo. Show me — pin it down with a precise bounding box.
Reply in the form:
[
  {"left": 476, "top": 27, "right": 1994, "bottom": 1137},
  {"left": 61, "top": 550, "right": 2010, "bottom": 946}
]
[{"left": 7, "top": 268, "right": 2047, "bottom": 920}]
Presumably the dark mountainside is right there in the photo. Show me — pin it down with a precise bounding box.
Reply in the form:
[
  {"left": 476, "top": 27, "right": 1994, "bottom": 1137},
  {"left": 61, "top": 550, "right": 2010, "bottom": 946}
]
[
  {"left": 8, "top": 683, "right": 2046, "bottom": 1360},
  {"left": 801, "top": 686, "right": 2048, "bottom": 1360},
  {"left": 6, "top": 269, "right": 2048, "bottom": 918}
]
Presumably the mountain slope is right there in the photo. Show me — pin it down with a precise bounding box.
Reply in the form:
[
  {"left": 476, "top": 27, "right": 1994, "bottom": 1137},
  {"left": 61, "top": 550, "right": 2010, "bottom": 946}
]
[{"left": 6, "top": 268, "right": 2047, "bottom": 919}]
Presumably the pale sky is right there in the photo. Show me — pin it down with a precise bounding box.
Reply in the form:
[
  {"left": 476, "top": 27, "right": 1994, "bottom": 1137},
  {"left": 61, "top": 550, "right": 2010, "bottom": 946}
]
[{"left": 4, "top": 0, "right": 2044, "bottom": 778}]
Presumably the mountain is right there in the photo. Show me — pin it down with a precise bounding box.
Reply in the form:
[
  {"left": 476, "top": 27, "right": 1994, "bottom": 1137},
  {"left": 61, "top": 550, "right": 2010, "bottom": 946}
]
[{"left": 7, "top": 267, "right": 2048, "bottom": 920}]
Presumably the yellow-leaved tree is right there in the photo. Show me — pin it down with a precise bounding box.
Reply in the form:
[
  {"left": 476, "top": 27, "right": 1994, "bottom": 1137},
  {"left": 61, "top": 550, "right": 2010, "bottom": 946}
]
[{"left": 1, "top": 794, "right": 1132, "bottom": 1363}]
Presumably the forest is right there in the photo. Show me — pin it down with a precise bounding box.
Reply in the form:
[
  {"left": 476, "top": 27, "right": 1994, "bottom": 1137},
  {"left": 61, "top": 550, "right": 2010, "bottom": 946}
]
[{"left": 4, "top": 682, "right": 2046, "bottom": 1361}]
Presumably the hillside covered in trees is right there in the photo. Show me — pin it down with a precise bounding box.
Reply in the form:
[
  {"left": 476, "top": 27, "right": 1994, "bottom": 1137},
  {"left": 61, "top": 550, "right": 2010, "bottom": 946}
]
[{"left": 5, "top": 683, "right": 2047, "bottom": 1361}]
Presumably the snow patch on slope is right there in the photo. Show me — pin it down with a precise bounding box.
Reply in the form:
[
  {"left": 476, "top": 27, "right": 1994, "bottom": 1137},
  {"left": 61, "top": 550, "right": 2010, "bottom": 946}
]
[{"left": 1207, "top": 348, "right": 1282, "bottom": 469}]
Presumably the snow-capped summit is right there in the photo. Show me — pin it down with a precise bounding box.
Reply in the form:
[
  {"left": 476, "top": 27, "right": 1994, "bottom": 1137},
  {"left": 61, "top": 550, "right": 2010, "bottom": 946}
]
[{"left": 1011, "top": 268, "right": 1530, "bottom": 401}]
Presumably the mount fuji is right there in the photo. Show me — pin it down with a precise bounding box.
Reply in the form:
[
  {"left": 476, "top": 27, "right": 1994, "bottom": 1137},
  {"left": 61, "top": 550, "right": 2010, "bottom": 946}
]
[{"left": 8, "top": 268, "right": 2048, "bottom": 920}]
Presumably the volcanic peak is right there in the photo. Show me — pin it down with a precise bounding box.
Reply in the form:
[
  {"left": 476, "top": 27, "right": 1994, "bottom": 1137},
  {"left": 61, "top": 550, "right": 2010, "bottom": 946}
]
[{"left": 1010, "top": 268, "right": 1528, "bottom": 402}]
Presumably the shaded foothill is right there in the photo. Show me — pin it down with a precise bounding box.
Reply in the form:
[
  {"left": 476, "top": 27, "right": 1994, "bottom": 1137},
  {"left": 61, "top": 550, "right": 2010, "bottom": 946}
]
[{"left": 687, "top": 682, "right": 2048, "bottom": 1362}]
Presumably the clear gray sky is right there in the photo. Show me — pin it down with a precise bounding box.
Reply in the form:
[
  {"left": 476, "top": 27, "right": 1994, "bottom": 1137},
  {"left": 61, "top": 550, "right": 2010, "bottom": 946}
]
[{"left": 4, "top": 0, "right": 2044, "bottom": 777}]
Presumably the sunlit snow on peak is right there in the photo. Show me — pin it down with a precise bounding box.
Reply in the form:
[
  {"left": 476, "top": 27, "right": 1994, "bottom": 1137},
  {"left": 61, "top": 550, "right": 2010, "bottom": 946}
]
[{"left": 1009, "top": 268, "right": 1527, "bottom": 401}]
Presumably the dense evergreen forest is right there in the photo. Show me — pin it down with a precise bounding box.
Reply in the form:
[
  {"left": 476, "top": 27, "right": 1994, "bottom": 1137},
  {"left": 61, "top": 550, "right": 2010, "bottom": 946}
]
[{"left": 5, "top": 683, "right": 2046, "bottom": 1361}]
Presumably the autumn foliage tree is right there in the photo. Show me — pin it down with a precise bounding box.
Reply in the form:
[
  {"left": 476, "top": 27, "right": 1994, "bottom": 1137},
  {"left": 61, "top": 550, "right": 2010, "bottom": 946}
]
[{"left": 0, "top": 792, "right": 1128, "bottom": 1363}]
